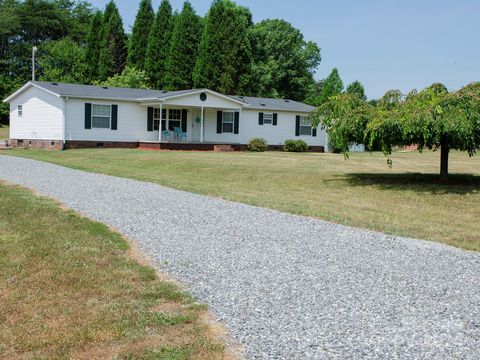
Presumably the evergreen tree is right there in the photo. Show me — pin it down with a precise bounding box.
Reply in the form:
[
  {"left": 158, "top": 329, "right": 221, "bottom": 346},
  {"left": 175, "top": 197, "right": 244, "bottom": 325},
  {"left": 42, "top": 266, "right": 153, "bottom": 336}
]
[
  {"left": 145, "top": 0, "right": 173, "bottom": 89},
  {"left": 85, "top": 11, "right": 102, "bottom": 82},
  {"left": 315, "top": 68, "right": 344, "bottom": 106},
  {"left": 98, "top": 1, "right": 127, "bottom": 81},
  {"left": 346, "top": 80, "right": 367, "bottom": 100},
  {"left": 193, "top": 0, "right": 252, "bottom": 94},
  {"left": 128, "top": 0, "right": 154, "bottom": 70},
  {"left": 164, "top": 1, "right": 202, "bottom": 90}
]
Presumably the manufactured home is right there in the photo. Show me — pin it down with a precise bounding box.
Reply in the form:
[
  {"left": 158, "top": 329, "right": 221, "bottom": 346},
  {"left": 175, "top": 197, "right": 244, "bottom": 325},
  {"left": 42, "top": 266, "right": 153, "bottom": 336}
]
[{"left": 4, "top": 81, "right": 327, "bottom": 151}]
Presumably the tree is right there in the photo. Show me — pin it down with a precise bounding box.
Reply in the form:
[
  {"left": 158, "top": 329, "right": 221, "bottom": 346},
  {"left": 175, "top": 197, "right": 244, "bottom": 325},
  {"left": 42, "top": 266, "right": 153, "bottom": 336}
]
[
  {"left": 317, "top": 68, "right": 344, "bottom": 106},
  {"left": 38, "top": 38, "right": 87, "bottom": 83},
  {"left": 98, "top": 0, "right": 127, "bottom": 81},
  {"left": 128, "top": 0, "right": 154, "bottom": 70},
  {"left": 193, "top": 0, "right": 252, "bottom": 94},
  {"left": 145, "top": 0, "right": 173, "bottom": 89},
  {"left": 248, "top": 19, "right": 321, "bottom": 100},
  {"left": 95, "top": 66, "right": 150, "bottom": 89},
  {"left": 311, "top": 83, "right": 480, "bottom": 178},
  {"left": 164, "top": 1, "right": 202, "bottom": 90},
  {"left": 346, "top": 80, "right": 367, "bottom": 100},
  {"left": 85, "top": 11, "right": 102, "bottom": 81}
]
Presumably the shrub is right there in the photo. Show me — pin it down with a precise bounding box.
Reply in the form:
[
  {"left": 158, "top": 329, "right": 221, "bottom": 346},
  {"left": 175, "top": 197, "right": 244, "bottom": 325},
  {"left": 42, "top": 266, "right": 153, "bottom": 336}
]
[
  {"left": 247, "top": 137, "right": 268, "bottom": 152},
  {"left": 284, "top": 139, "right": 308, "bottom": 152}
]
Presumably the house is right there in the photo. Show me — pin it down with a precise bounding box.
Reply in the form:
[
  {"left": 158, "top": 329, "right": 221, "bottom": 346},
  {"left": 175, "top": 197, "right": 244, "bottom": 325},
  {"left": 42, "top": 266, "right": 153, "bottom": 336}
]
[{"left": 4, "top": 81, "right": 326, "bottom": 151}]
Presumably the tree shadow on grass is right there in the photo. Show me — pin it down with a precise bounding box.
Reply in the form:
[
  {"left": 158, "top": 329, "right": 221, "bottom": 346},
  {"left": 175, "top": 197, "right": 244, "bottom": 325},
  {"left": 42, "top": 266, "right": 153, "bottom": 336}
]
[{"left": 344, "top": 172, "right": 480, "bottom": 195}]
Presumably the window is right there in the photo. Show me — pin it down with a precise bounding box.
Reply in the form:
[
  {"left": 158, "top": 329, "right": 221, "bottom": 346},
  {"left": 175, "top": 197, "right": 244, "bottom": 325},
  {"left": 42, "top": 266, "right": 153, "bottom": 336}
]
[
  {"left": 153, "top": 108, "right": 167, "bottom": 131},
  {"left": 299, "top": 116, "right": 312, "bottom": 136},
  {"left": 222, "top": 111, "right": 234, "bottom": 133},
  {"left": 263, "top": 113, "right": 273, "bottom": 125},
  {"left": 18, "top": 105, "right": 23, "bottom": 117},
  {"left": 168, "top": 109, "right": 181, "bottom": 131},
  {"left": 91, "top": 104, "right": 111, "bottom": 129}
]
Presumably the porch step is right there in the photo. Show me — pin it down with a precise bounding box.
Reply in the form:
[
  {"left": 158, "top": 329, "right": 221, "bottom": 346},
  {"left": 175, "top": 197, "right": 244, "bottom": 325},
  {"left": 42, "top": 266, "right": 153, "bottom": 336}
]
[{"left": 214, "top": 144, "right": 234, "bottom": 152}]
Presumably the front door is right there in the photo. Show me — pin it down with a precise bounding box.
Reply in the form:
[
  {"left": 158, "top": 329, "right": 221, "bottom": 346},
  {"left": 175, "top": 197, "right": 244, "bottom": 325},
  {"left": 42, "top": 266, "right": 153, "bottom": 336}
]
[{"left": 191, "top": 109, "right": 202, "bottom": 142}]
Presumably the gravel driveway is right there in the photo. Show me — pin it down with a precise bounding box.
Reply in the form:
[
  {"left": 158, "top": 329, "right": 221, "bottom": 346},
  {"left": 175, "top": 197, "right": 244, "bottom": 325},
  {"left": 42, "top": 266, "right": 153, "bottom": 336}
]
[{"left": 0, "top": 155, "right": 479, "bottom": 359}]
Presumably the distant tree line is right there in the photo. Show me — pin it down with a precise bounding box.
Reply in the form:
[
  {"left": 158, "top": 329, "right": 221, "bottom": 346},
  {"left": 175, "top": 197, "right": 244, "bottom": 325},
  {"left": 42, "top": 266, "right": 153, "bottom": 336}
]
[{"left": 0, "top": 0, "right": 325, "bottom": 123}]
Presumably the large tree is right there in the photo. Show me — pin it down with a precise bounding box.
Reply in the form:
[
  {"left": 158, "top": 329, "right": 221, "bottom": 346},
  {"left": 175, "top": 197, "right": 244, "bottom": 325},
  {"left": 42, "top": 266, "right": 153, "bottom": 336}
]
[
  {"left": 85, "top": 11, "right": 102, "bottom": 82},
  {"left": 128, "top": 0, "right": 154, "bottom": 70},
  {"left": 193, "top": 0, "right": 252, "bottom": 94},
  {"left": 248, "top": 19, "right": 321, "bottom": 101},
  {"left": 346, "top": 80, "right": 367, "bottom": 100},
  {"left": 98, "top": 0, "right": 127, "bottom": 81},
  {"left": 145, "top": 0, "right": 174, "bottom": 89},
  {"left": 164, "top": 1, "right": 202, "bottom": 90},
  {"left": 317, "top": 68, "right": 344, "bottom": 106},
  {"left": 311, "top": 83, "right": 480, "bottom": 178},
  {"left": 38, "top": 38, "right": 87, "bottom": 83}
]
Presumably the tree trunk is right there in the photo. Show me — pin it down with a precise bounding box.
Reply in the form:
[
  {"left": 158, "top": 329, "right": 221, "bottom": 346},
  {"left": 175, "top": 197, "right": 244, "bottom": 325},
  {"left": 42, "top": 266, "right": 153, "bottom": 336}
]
[{"left": 440, "top": 141, "right": 449, "bottom": 179}]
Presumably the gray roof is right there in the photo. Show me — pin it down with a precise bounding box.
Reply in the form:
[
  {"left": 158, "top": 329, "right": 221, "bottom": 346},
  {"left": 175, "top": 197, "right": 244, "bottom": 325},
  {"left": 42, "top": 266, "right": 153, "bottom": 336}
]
[
  {"left": 230, "top": 95, "right": 315, "bottom": 112},
  {"left": 26, "top": 81, "right": 314, "bottom": 113}
]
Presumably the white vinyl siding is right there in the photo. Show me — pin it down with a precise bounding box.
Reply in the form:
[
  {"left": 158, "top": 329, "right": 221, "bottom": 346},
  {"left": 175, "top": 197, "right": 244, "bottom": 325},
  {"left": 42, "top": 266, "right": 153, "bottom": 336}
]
[
  {"left": 9, "top": 86, "right": 63, "bottom": 140},
  {"left": 91, "top": 104, "right": 111, "bottom": 129},
  {"left": 222, "top": 111, "right": 234, "bottom": 133}
]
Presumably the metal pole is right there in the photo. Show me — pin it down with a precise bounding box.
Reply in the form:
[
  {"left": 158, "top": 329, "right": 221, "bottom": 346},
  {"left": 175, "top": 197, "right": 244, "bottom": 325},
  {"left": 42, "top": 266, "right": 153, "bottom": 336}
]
[{"left": 32, "top": 46, "right": 38, "bottom": 81}]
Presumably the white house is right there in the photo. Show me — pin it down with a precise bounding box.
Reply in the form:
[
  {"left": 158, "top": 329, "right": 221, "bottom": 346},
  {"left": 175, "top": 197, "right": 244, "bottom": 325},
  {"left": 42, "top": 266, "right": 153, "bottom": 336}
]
[{"left": 4, "top": 81, "right": 327, "bottom": 151}]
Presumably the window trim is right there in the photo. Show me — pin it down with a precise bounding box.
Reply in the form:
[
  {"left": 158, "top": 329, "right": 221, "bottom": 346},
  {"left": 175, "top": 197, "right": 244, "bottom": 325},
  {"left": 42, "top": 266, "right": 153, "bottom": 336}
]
[
  {"left": 222, "top": 111, "right": 234, "bottom": 133},
  {"left": 299, "top": 115, "right": 312, "bottom": 136},
  {"left": 263, "top": 112, "right": 273, "bottom": 125},
  {"left": 91, "top": 103, "right": 111, "bottom": 129},
  {"left": 18, "top": 105, "right": 23, "bottom": 117}
]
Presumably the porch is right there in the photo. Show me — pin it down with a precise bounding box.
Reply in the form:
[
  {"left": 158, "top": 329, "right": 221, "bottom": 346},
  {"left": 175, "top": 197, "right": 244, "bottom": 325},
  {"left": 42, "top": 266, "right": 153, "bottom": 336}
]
[{"left": 138, "top": 141, "right": 248, "bottom": 152}]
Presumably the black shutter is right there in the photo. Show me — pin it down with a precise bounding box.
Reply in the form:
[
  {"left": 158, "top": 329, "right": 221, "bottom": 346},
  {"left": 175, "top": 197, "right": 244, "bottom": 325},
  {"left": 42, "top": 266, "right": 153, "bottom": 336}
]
[
  {"left": 259, "top": 112, "right": 264, "bottom": 125},
  {"left": 147, "top": 107, "right": 153, "bottom": 132},
  {"left": 217, "top": 111, "right": 223, "bottom": 134},
  {"left": 234, "top": 111, "right": 239, "bottom": 134},
  {"left": 181, "top": 109, "right": 187, "bottom": 132},
  {"left": 273, "top": 113, "right": 278, "bottom": 126},
  {"left": 85, "top": 103, "right": 92, "bottom": 129},
  {"left": 161, "top": 109, "right": 167, "bottom": 131},
  {"left": 312, "top": 127, "right": 317, "bottom": 137},
  {"left": 295, "top": 115, "right": 300, "bottom": 136},
  {"left": 111, "top": 104, "right": 118, "bottom": 130}
]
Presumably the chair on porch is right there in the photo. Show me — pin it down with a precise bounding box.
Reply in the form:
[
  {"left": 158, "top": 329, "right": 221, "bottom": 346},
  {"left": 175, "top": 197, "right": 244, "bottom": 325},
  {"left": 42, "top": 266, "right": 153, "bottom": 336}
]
[
  {"left": 161, "top": 130, "right": 173, "bottom": 142},
  {"left": 174, "top": 127, "right": 187, "bottom": 142}
]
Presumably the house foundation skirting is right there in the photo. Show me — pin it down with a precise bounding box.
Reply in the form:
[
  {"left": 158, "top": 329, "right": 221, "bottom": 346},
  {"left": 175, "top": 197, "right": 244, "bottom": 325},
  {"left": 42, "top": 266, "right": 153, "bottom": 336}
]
[{"left": 8, "top": 139, "right": 325, "bottom": 153}]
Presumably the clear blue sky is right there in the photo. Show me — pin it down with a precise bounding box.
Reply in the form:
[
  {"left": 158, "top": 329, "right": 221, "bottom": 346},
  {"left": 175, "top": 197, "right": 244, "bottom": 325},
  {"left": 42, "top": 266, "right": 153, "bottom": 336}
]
[{"left": 89, "top": 0, "right": 480, "bottom": 99}]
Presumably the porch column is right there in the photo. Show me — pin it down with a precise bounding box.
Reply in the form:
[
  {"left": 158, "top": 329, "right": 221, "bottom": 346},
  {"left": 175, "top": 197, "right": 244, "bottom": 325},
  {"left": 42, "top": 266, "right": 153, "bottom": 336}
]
[
  {"left": 200, "top": 106, "right": 204, "bottom": 143},
  {"left": 158, "top": 103, "right": 163, "bottom": 142}
]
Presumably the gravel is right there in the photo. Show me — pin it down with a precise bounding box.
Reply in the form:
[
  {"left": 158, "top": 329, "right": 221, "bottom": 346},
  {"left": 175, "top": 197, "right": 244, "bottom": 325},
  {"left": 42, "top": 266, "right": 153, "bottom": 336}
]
[{"left": 0, "top": 154, "right": 479, "bottom": 359}]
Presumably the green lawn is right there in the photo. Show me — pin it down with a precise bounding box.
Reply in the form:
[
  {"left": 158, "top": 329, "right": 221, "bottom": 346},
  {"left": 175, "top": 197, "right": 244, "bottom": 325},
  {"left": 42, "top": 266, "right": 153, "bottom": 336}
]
[
  {"left": 4, "top": 148, "right": 480, "bottom": 252},
  {"left": 0, "top": 182, "right": 226, "bottom": 359},
  {"left": 0, "top": 125, "right": 8, "bottom": 140}
]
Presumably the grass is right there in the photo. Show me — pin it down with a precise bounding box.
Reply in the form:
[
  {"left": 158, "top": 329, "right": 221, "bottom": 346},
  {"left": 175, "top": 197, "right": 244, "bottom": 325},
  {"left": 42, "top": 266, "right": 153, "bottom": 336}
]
[
  {"left": 0, "top": 125, "right": 8, "bottom": 140},
  {"left": 3, "top": 148, "right": 480, "bottom": 252},
  {"left": 0, "top": 182, "right": 226, "bottom": 359}
]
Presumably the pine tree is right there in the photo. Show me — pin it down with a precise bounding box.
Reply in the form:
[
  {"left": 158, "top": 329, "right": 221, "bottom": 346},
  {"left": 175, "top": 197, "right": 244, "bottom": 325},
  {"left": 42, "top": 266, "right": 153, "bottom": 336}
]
[
  {"left": 98, "top": 1, "right": 127, "bottom": 81},
  {"left": 128, "top": 0, "right": 154, "bottom": 70},
  {"left": 145, "top": 0, "right": 173, "bottom": 89},
  {"left": 85, "top": 11, "right": 102, "bottom": 82},
  {"left": 193, "top": 0, "right": 252, "bottom": 94},
  {"left": 318, "top": 68, "right": 344, "bottom": 105},
  {"left": 164, "top": 1, "right": 202, "bottom": 90}
]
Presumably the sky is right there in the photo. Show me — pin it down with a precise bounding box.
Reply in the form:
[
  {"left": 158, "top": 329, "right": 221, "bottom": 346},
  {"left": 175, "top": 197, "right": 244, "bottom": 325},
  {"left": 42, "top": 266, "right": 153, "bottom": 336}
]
[{"left": 89, "top": 0, "right": 480, "bottom": 99}]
